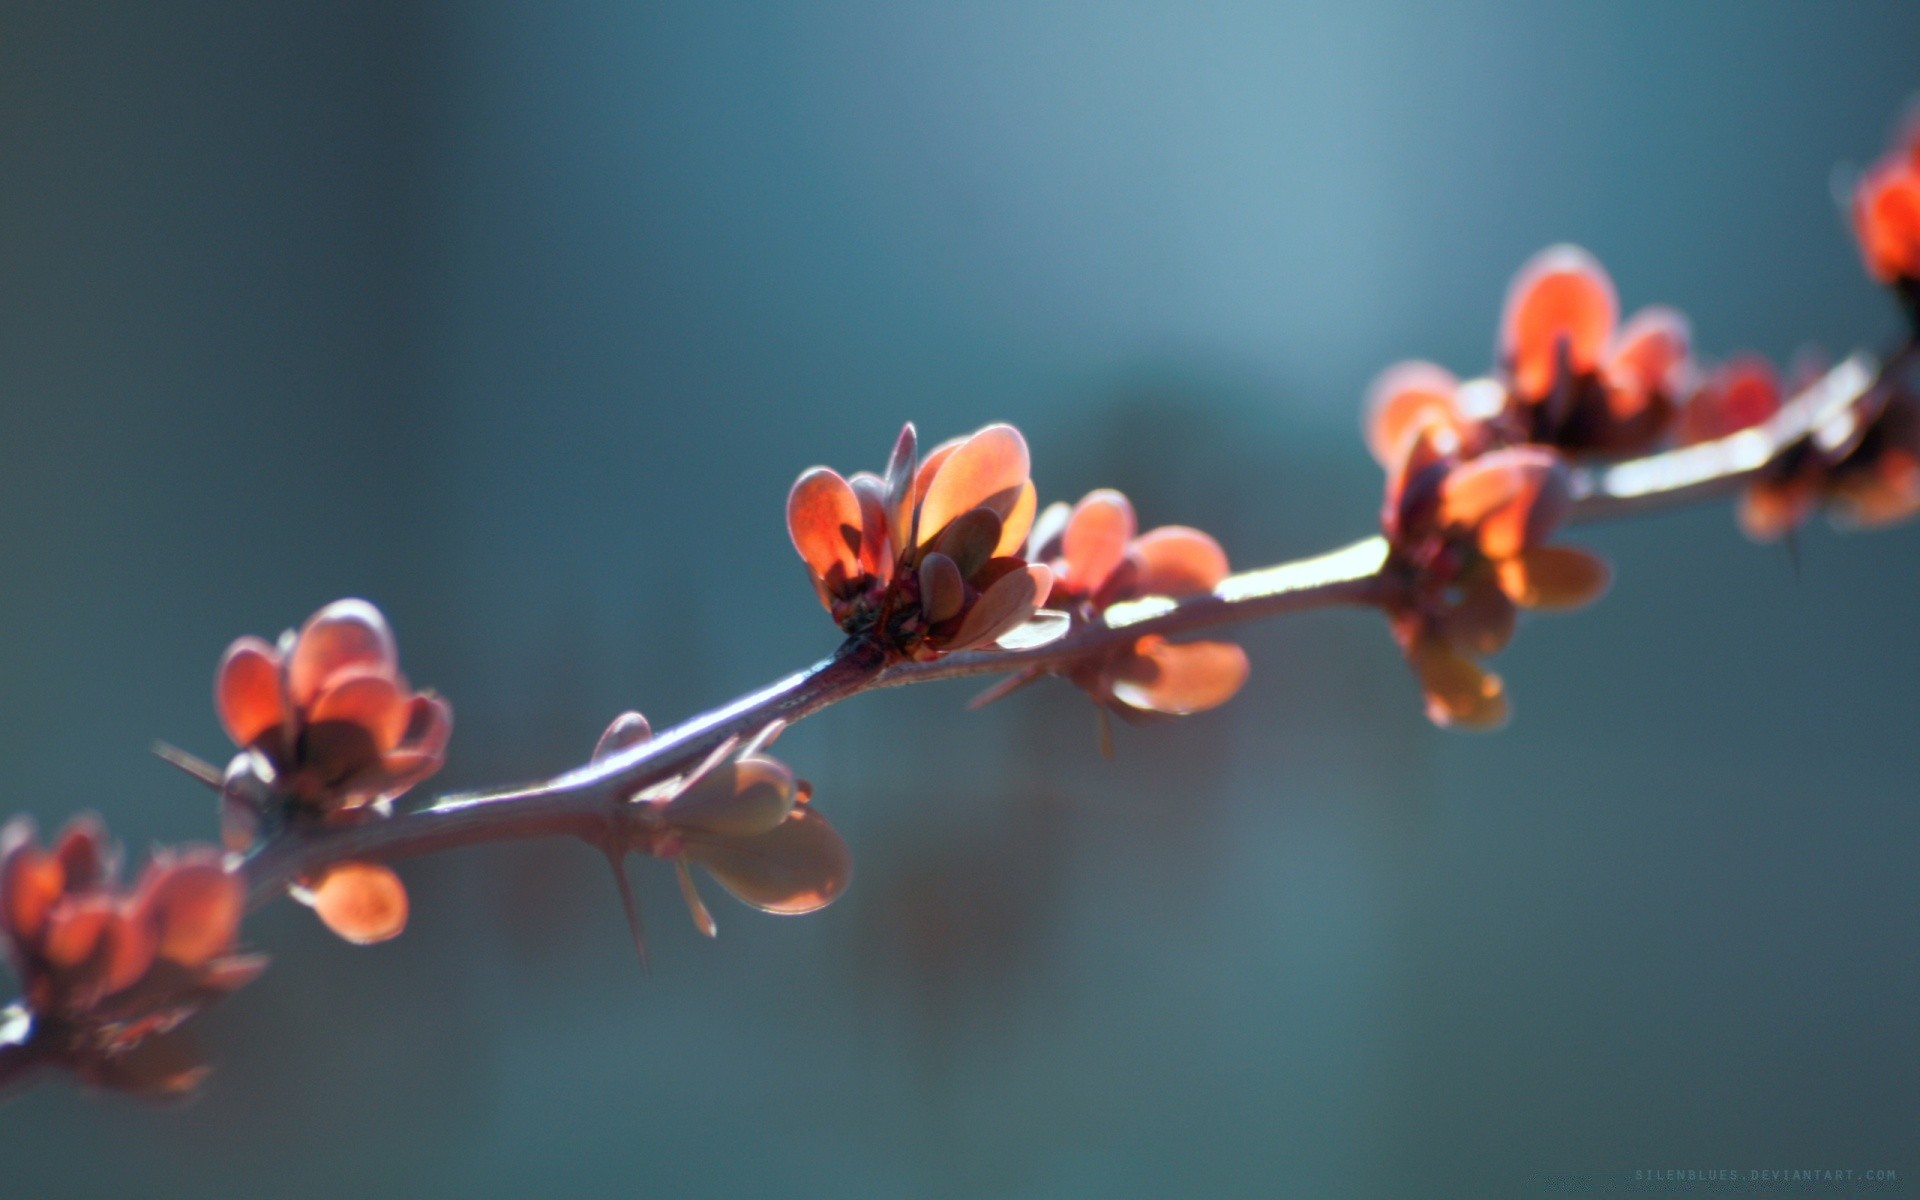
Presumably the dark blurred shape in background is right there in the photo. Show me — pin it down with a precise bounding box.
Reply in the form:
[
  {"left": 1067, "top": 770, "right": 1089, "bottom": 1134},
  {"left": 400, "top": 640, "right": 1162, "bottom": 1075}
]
[{"left": 0, "top": 3, "right": 1916, "bottom": 1196}]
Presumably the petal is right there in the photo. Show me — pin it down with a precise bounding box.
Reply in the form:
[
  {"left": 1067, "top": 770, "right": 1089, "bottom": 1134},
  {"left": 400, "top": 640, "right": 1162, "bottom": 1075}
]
[
  {"left": 665, "top": 756, "right": 797, "bottom": 839},
  {"left": 1438, "top": 447, "right": 1573, "bottom": 559},
  {"left": 1738, "top": 479, "right": 1817, "bottom": 542},
  {"left": 1678, "top": 356, "right": 1780, "bottom": 444},
  {"left": 883, "top": 423, "right": 920, "bottom": 558},
  {"left": 214, "top": 637, "right": 289, "bottom": 749},
  {"left": 994, "top": 609, "right": 1071, "bottom": 650},
  {"left": 1499, "top": 244, "right": 1619, "bottom": 399},
  {"left": 944, "top": 563, "right": 1049, "bottom": 652},
  {"left": 685, "top": 807, "right": 852, "bottom": 915},
  {"left": 1433, "top": 573, "right": 1518, "bottom": 655},
  {"left": 593, "top": 711, "right": 653, "bottom": 762},
  {"left": 306, "top": 862, "right": 408, "bottom": 945},
  {"left": 78, "top": 1027, "right": 210, "bottom": 1098},
  {"left": 786, "top": 467, "right": 865, "bottom": 597},
  {"left": 916, "top": 424, "right": 1031, "bottom": 548},
  {"left": 848, "top": 473, "right": 894, "bottom": 581},
  {"left": 1, "top": 821, "right": 62, "bottom": 946},
  {"left": 1131, "top": 526, "right": 1230, "bottom": 597},
  {"left": 1496, "top": 544, "right": 1612, "bottom": 610},
  {"left": 42, "top": 896, "right": 113, "bottom": 968},
  {"left": 928, "top": 507, "right": 1004, "bottom": 580},
  {"left": 139, "top": 857, "right": 241, "bottom": 969},
  {"left": 1060, "top": 489, "right": 1136, "bottom": 596},
  {"left": 51, "top": 816, "right": 109, "bottom": 892},
  {"left": 1026, "top": 499, "right": 1072, "bottom": 561},
  {"left": 993, "top": 480, "right": 1039, "bottom": 557},
  {"left": 307, "top": 670, "right": 411, "bottom": 755},
  {"left": 1363, "top": 361, "right": 1463, "bottom": 466},
  {"left": 917, "top": 552, "right": 967, "bottom": 624},
  {"left": 1607, "top": 305, "right": 1691, "bottom": 413},
  {"left": 1407, "top": 636, "right": 1509, "bottom": 731},
  {"left": 1853, "top": 160, "right": 1920, "bottom": 284},
  {"left": 287, "top": 599, "right": 398, "bottom": 711},
  {"left": 1110, "top": 637, "right": 1250, "bottom": 714},
  {"left": 396, "top": 693, "right": 453, "bottom": 760}
]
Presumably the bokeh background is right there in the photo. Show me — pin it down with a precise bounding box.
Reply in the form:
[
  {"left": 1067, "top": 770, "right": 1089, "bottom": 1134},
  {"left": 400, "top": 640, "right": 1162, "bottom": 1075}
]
[{"left": 2, "top": 3, "right": 1916, "bottom": 1197}]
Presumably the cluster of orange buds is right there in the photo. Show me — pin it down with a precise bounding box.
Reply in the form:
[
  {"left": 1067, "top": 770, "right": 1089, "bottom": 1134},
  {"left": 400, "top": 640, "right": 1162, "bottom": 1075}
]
[
  {"left": 1493, "top": 245, "right": 1695, "bottom": 458},
  {"left": 1676, "top": 356, "right": 1920, "bottom": 539},
  {"left": 788, "top": 423, "right": 1063, "bottom": 660},
  {"left": 1377, "top": 432, "right": 1608, "bottom": 729},
  {"left": 212, "top": 599, "right": 450, "bottom": 945},
  {"left": 1020, "top": 489, "right": 1247, "bottom": 720},
  {"left": 591, "top": 714, "right": 849, "bottom": 957},
  {"left": 0, "top": 817, "right": 263, "bottom": 1097},
  {"left": 1852, "top": 115, "right": 1920, "bottom": 322}
]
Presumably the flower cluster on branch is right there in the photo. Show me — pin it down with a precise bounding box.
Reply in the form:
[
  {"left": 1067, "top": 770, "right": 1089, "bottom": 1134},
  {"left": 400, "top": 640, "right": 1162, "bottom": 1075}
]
[{"left": 2, "top": 109, "right": 1917, "bottom": 1103}]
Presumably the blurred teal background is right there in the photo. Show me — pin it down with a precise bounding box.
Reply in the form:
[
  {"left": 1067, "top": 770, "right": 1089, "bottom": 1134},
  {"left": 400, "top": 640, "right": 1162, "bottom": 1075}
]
[{"left": 2, "top": 3, "right": 1917, "bottom": 1197}]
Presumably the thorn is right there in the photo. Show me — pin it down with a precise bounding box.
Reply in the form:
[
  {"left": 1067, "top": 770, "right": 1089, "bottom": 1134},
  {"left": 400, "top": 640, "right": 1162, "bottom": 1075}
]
[
  {"left": 603, "top": 847, "right": 649, "bottom": 975},
  {"left": 1097, "top": 707, "right": 1115, "bottom": 761},
  {"left": 151, "top": 742, "right": 222, "bottom": 789},
  {"left": 967, "top": 667, "right": 1044, "bottom": 711},
  {"left": 739, "top": 719, "right": 787, "bottom": 760},
  {"left": 675, "top": 858, "right": 717, "bottom": 939}
]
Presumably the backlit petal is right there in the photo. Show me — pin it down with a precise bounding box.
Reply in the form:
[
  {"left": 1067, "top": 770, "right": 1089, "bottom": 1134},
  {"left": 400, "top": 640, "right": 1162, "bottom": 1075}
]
[
  {"left": 1853, "top": 159, "right": 1920, "bottom": 284},
  {"left": 307, "top": 670, "right": 411, "bottom": 754},
  {"left": 1439, "top": 447, "right": 1572, "bottom": 559},
  {"left": 685, "top": 807, "right": 852, "bottom": 915},
  {"left": 1364, "top": 361, "right": 1462, "bottom": 466},
  {"left": 786, "top": 467, "right": 864, "bottom": 596},
  {"left": 1110, "top": 636, "right": 1249, "bottom": 714},
  {"left": 140, "top": 857, "right": 241, "bottom": 968},
  {"left": 1131, "top": 526, "right": 1230, "bottom": 597},
  {"left": 287, "top": 599, "right": 397, "bottom": 710},
  {"left": 214, "top": 637, "right": 289, "bottom": 749},
  {"left": 884, "top": 423, "right": 919, "bottom": 558},
  {"left": 1060, "top": 489, "right": 1136, "bottom": 596},
  {"left": 306, "top": 862, "right": 408, "bottom": 945},
  {"left": 1497, "top": 544, "right": 1611, "bottom": 610},
  {"left": 993, "top": 480, "right": 1039, "bottom": 557},
  {"left": 1678, "top": 356, "right": 1780, "bottom": 444},
  {"left": 1, "top": 821, "right": 62, "bottom": 945},
  {"left": 849, "top": 473, "right": 894, "bottom": 581},
  {"left": 916, "top": 424, "right": 1031, "bottom": 548},
  {"left": 1500, "top": 244, "right": 1619, "bottom": 399},
  {"left": 1607, "top": 305, "right": 1691, "bottom": 416}
]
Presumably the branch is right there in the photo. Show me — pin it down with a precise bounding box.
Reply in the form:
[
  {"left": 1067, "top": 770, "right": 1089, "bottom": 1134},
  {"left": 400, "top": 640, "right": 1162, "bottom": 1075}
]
[{"left": 237, "top": 346, "right": 1899, "bottom": 903}]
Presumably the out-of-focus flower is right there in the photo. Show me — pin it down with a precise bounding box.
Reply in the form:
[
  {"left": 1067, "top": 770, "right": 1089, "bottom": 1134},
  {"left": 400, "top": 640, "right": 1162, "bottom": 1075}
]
[
  {"left": 1741, "top": 383, "right": 1920, "bottom": 541},
  {"left": 1380, "top": 436, "right": 1608, "bottom": 729},
  {"left": 595, "top": 714, "right": 851, "bottom": 948},
  {"left": 212, "top": 599, "right": 447, "bottom": 945},
  {"left": 1852, "top": 120, "right": 1920, "bottom": 299},
  {"left": 788, "top": 423, "right": 1063, "bottom": 661},
  {"left": 1024, "top": 489, "right": 1247, "bottom": 718},
  {"left": 1497, "top": 245, "right": 1692, "bottom": 457},
  {"left": 0, "top": 816, "right": 263, "bottom": 1097}
]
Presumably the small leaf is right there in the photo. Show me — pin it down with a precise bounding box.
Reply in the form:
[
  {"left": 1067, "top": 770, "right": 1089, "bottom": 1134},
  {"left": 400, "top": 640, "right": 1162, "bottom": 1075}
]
[
  {"left": 685, "top": 808, "right": 853, "bottom": 915},
  {"left": 287, "top": 600, "right": 398, "bottom": 710}
]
